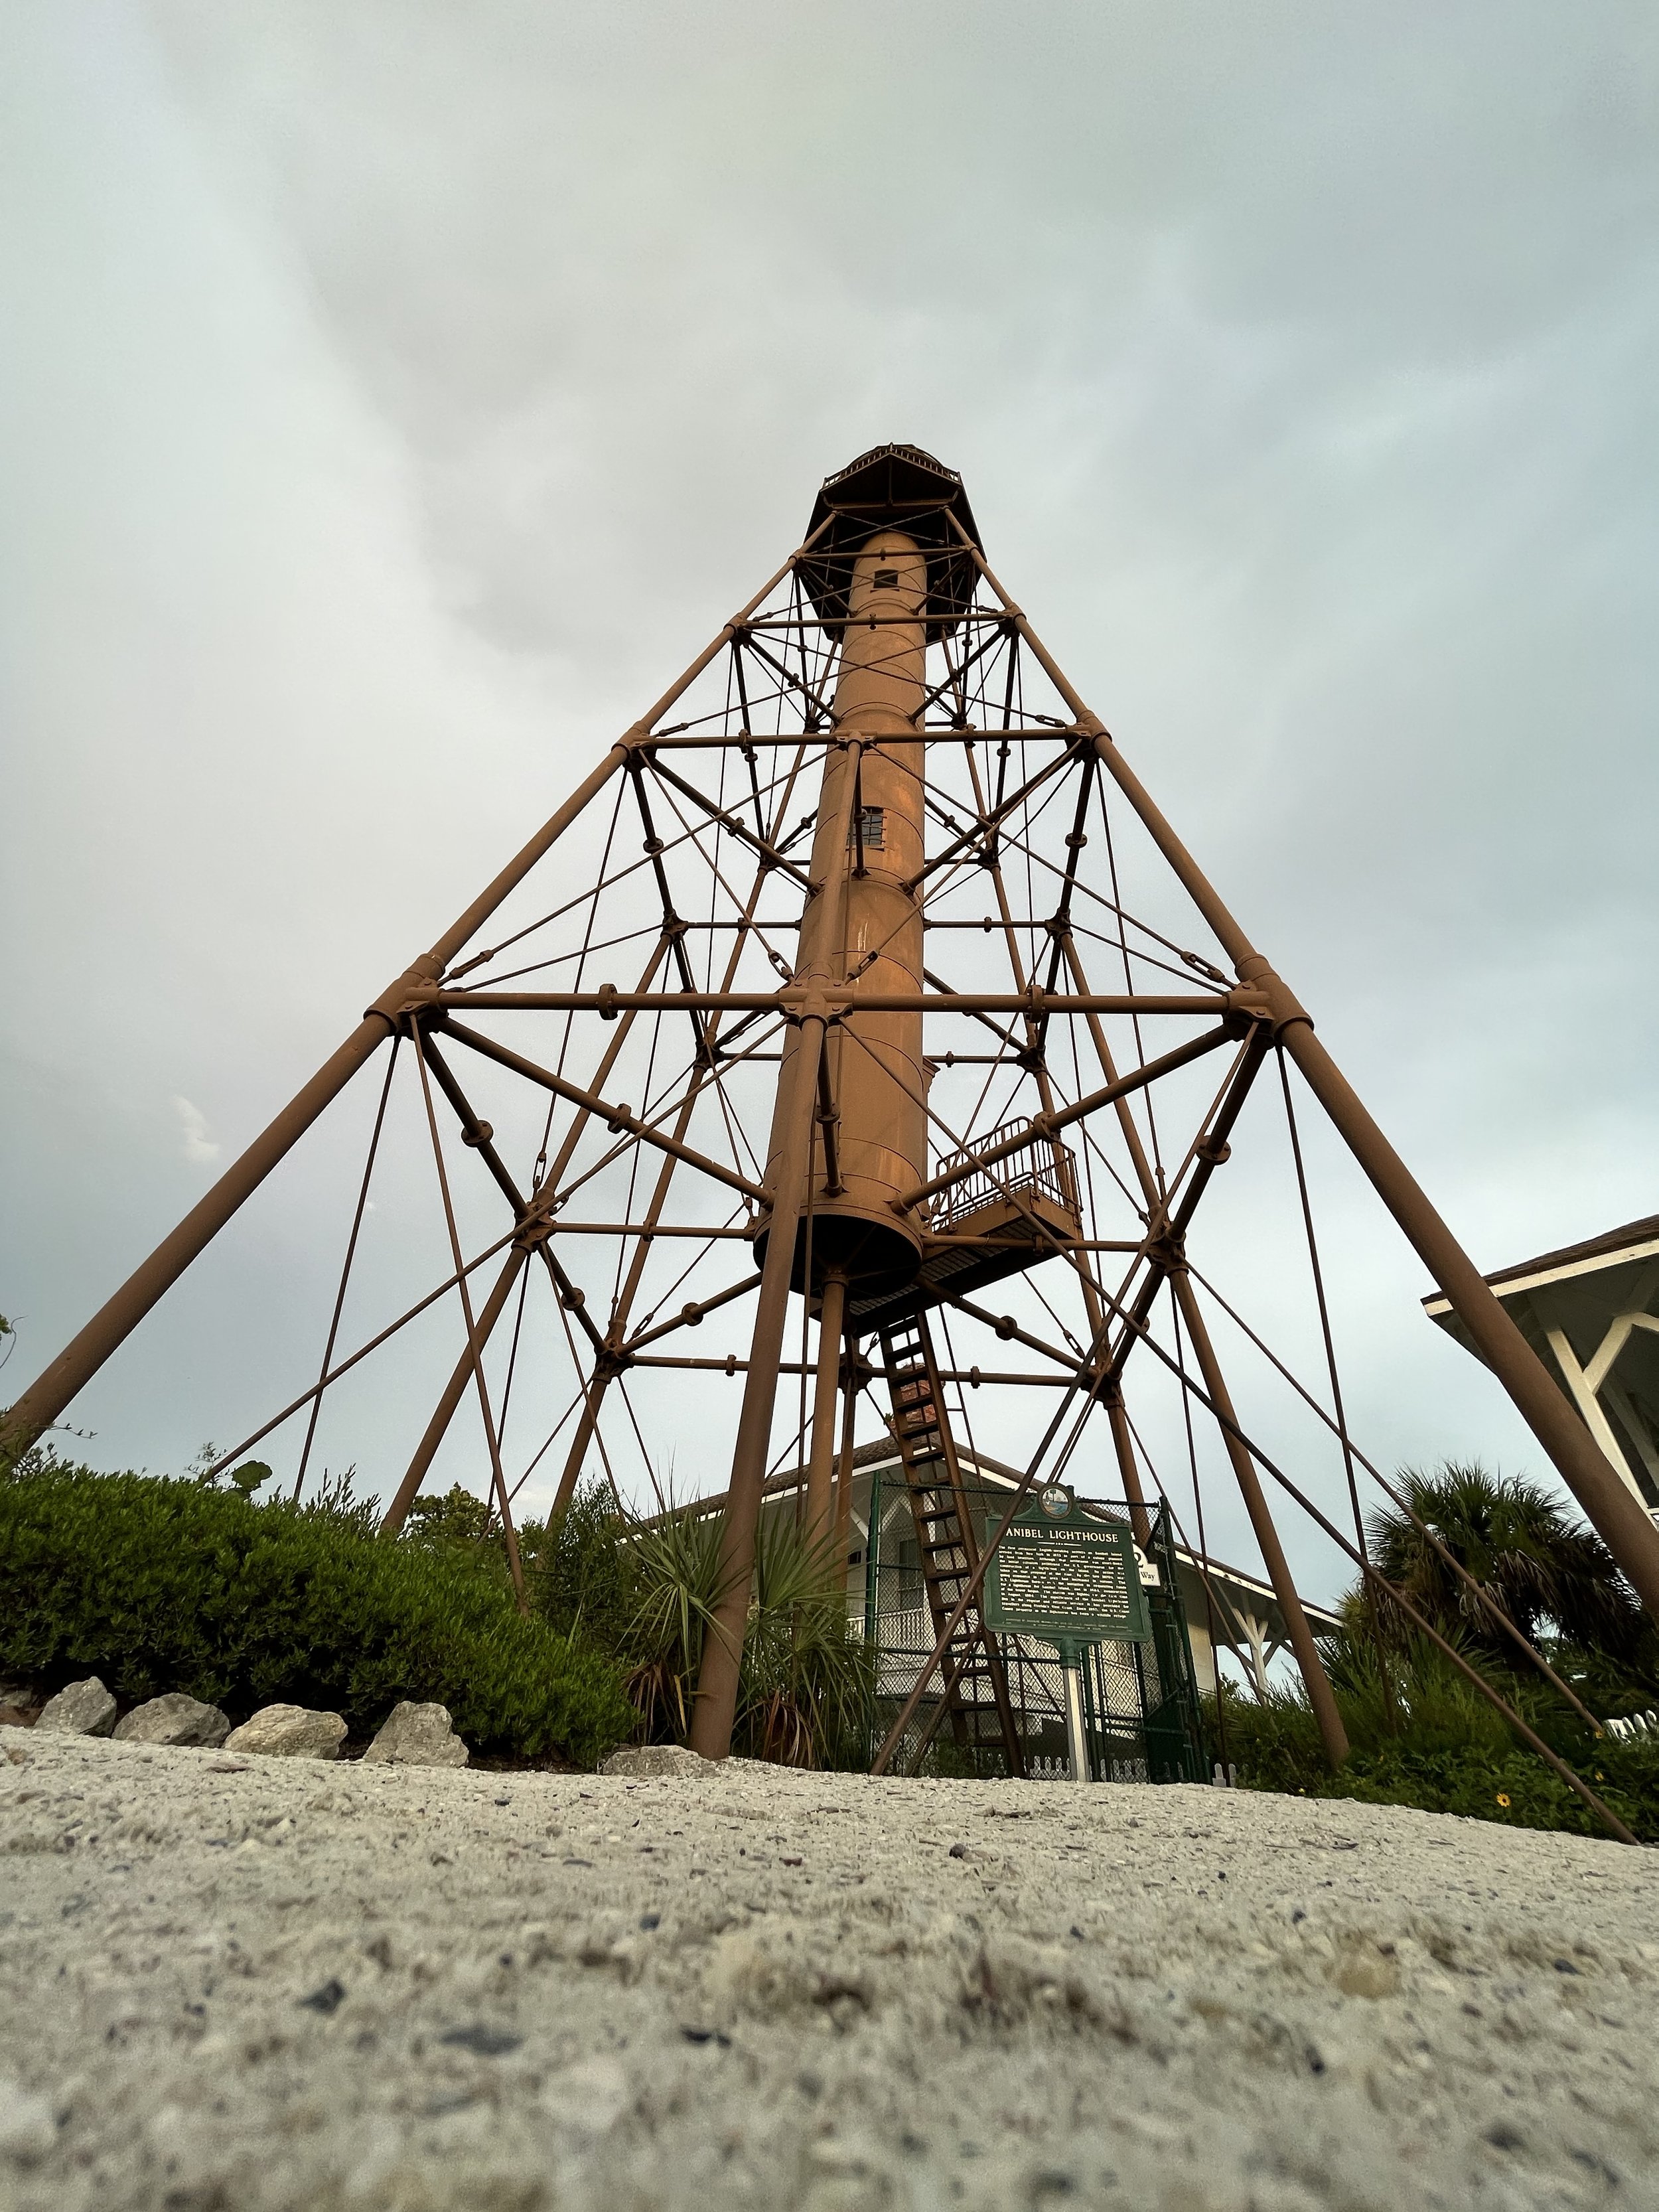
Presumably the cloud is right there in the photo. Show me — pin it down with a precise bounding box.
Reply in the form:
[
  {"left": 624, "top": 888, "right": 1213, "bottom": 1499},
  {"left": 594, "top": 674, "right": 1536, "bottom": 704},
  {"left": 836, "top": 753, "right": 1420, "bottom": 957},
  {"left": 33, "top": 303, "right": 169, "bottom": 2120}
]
[
  {"left": 3, "top": 3, "right": 1656, "bottom": 1590},
  {"left": 171, "top": 1096, "right": 221, "bottom": 1167}
]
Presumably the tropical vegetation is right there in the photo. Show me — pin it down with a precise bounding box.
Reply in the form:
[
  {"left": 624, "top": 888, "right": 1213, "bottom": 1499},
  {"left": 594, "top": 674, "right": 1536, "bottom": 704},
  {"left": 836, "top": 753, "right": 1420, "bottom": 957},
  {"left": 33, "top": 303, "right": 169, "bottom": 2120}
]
[
  {"left": 0, "top": 1448, "right": 635, "bottom": 1767},
  {"left": 415, "top": 1477, "right": 874, "bottom": 1768},
  {"left": 1217, "top": 1462, "right": 1659, "bottom": 1841},
  {"left": 0, "top": 1439, "right": 873, "bottom": 1769},
  {"left": 10, "top": 1441, "right": 1655, "bottom": 1822}
]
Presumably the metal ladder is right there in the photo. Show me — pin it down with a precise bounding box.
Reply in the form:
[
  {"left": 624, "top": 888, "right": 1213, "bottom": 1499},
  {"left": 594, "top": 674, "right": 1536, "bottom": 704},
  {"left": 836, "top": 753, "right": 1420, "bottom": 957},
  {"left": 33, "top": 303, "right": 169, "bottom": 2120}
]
[{"left": 876, "top": 1307, "right": 1024, "bottom": 1774}]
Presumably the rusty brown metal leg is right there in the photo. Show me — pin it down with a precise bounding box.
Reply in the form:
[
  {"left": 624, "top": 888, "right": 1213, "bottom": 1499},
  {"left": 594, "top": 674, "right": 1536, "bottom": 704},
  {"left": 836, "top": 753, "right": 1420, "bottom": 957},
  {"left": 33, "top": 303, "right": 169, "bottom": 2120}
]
[
  {"left": 0, "top": 767, "right": 630, "bottom": 1461},
  {"left": 956, "top": 522, "right": 1659, "bottom": 1621},
  {"left": 411, "top": 1019, "right": 529, "bottom": 1613},
  {"left": 1106, "top": 1386, "right": 1153, "bottom": 1551},
  {"left": 547, "top": 1074, "right": 723, "bottom": 1518},
  {"left": 688, "top": 1013, "right": 824, "bottom": 1760},
  {"left": 0, "top": 535, "right": 818, "bottom": 1465},
  {"left": 545, "top": 861, "right": 799, "bottom": 1524},
  {"left": 1167, "top": 1266, "right": 1348, "bottom": 1767},
  {"left": 1098, "top": 733, "right": 1659, "bottom": 1611},
  {"left": 1, "top": 1007, "right": 400, "bottom": 1461},
  {"left": 1275, "top": 1017, "right": 1659, "bottom": 1615},
  {"left": 550, "top": 1372, "right": 609, "bottom": 1516},
  {"left": 958, "top": 759, "right": 1109, "bottom": 1350},
  {"left": 804, "top": 1273, "right": 847, "bottom": 1554},
  {"left": 380, "top": 1244, "right": 530, "bottom": 1535},
  {"left": 528, "top": 942, "right": 680, "bottom": 1520}
]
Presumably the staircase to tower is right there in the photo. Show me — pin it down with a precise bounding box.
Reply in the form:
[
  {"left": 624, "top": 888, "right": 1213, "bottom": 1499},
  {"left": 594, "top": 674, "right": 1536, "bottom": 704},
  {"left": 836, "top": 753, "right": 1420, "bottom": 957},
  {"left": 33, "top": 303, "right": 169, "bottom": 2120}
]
[{"left": 875, "top": 1307, "right": 1024, "bottom": 1773}]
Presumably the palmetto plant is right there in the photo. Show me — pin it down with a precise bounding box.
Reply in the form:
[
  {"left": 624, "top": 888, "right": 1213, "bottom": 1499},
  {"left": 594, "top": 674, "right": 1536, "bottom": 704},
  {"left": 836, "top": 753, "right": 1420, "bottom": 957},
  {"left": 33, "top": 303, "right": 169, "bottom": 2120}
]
[
  {"left": 625, "top": 1501, "right": 873, "bottom": 1767},
  {"left": 1366, "top": 1462, "right": 1644, "bottom": 1662},
  {"left": 624, "top": 1501, "right": 725, "bottom": 1744},
  {"left": 1323, "top": 1611, "right": 1519, "bottom": 1757},
  {"left": 741, "top": 1514, "right": 875, "bottom": 1767}
]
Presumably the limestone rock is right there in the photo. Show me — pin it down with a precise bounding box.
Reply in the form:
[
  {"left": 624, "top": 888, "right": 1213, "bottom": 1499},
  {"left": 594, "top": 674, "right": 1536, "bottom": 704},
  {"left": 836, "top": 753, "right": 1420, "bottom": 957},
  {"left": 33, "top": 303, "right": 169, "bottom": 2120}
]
[
  {"left": 362, "top": 1701, "right": 469, "bottom": 1769},
  {"left": 601, "top": 1743, "right": 708, "bottom": 1779},
  {"left": 35, "top": 1678, "right": 116, "bottom": 1737},
  {"left": 112, "top": 1693, "right": 231, "bottom": 1749},
  {"left": 222, "top": 1704, "right": 346, "bottom": 1759}
]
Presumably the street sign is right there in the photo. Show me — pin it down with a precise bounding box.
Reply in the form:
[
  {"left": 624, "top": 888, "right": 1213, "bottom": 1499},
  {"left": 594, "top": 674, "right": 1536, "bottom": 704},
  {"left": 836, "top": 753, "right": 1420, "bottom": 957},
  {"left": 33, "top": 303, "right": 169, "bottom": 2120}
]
[{"left": 981, "top": 1487, "right": 1150, "bottom": 1651}]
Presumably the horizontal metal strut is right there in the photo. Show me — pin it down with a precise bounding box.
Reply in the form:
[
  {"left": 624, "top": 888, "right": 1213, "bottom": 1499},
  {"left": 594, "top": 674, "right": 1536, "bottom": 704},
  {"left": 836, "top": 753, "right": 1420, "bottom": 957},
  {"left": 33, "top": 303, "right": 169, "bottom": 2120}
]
[
  {"left": 633, "top": 727, "right": 1081, "bottom": 749},
  {"left": 431, "top": 990, "right": 1244, "bottom": 1016}
]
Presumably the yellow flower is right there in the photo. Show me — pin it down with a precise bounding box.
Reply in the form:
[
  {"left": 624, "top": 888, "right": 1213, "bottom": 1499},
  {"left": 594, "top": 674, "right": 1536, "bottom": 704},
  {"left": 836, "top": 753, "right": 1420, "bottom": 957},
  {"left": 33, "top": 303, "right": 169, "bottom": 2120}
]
[{"left": 1496, "top": 1793, "right": 1511, "bottom": 1808}]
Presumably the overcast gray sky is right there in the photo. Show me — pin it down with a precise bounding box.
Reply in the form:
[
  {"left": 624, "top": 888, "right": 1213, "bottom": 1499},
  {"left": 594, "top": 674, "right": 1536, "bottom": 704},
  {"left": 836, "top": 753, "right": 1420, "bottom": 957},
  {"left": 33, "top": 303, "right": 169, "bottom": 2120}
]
[{"left": 3, "top": 4, "right": 1656, "bottom": 1595}]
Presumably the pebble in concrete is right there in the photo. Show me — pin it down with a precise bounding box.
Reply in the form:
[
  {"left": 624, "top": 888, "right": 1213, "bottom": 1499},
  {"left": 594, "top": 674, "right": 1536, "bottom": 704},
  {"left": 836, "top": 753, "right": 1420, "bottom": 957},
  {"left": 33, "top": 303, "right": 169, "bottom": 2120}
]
[
  {"left": 362, "top": 1700, "right": 469, "bottom": 1768},
  {"left": 32, "top": 1678, "right": 115, "bottom": 1737},
  {"left": 111, "top": 1693, "right": 230, "bottom": 1749},
  {"left": 222, "top": 1704, "right": 346, "bottom": 1759},
  {"left": 601, "top": 1743, "right": 707, "bottom": 1777}
]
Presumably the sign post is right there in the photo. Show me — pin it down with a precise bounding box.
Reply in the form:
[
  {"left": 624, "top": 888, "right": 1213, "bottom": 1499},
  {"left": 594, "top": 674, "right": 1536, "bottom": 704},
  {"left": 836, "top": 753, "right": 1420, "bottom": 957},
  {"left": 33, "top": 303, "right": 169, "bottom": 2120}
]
[
  {"left": 981, "top": 1485, "right": 1151, "bottom": 1781},
  {"left": 1057, "top": 1637, "right": 1090, "bottom": 1781}
]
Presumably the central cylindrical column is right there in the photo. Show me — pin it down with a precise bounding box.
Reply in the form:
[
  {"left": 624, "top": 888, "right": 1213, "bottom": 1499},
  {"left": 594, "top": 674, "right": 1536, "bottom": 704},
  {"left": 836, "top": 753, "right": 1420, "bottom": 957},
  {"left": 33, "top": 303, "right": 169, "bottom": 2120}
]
[{"left": 758, "top": 532, "right": 928, "bottom": 1299}]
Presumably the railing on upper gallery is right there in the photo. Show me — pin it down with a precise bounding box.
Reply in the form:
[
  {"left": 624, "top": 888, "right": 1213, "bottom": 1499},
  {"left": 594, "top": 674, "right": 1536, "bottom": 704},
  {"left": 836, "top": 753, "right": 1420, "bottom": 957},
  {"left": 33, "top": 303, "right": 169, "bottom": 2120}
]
[{"left": 927, "top": 1118, "right": 1080, "bottom": 1234}]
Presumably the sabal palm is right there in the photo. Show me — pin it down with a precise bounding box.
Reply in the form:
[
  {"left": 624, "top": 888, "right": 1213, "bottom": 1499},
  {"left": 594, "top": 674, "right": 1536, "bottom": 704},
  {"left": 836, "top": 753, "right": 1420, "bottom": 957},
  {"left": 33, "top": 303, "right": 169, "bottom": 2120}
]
[
  {"left": 1366, "top": 1462, "right": 1642, "bottom": 1659},
  {"left": 625, "top": 1503, "right": 871, "bottom": 1765}
]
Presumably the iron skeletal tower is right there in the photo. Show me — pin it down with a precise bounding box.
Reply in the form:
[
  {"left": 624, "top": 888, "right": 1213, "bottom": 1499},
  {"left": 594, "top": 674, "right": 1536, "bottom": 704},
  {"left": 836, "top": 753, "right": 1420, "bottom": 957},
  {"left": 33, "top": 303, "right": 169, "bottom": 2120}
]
[{"left": 8, "top": 445, "right": 1659, "bottom": 1787}]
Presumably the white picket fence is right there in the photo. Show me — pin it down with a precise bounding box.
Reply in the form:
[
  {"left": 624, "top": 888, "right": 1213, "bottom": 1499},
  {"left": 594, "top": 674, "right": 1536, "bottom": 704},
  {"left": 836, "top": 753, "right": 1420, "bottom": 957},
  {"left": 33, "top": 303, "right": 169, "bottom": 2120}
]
[{"left": 1604, "top": 1708, "right": 1659, "bottom": 1743}]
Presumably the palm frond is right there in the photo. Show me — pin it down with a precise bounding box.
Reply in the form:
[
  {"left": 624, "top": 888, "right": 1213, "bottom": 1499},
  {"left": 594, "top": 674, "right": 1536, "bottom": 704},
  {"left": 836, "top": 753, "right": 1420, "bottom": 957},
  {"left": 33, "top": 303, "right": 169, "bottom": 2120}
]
[{"left": 622, "top": 1499, "right": 872, "bottom": 1767}]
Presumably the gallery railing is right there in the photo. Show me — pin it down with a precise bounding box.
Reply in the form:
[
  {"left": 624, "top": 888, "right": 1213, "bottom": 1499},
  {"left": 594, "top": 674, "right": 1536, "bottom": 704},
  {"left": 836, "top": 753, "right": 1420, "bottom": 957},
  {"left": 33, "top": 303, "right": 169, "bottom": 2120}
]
[{"left": 926, "top": 1120, "right": 1081, "bottom": 1233}]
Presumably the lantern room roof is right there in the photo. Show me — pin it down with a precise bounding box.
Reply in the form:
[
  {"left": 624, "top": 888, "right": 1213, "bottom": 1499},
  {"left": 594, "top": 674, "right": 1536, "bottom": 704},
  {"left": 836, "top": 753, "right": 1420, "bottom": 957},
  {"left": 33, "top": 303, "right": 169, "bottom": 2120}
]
[{"left": 800, "top": 443, "right": 983, "bottom": 640}]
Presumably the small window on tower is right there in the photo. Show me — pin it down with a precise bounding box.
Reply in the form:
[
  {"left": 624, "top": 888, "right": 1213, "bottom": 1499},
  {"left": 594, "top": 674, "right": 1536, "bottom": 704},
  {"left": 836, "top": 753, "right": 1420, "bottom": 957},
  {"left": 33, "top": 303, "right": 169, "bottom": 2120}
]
[
  {"left": 850, "top": 806, "right": 885, "bottom": 852},
  {"left": 872, "top": 569, "right": 899, "bottom": 589}
]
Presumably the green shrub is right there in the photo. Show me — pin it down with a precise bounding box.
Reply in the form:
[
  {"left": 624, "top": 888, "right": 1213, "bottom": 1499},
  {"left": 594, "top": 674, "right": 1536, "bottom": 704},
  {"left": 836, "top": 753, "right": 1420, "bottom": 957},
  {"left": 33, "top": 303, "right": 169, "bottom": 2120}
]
[
  {"left": 0, "top": 1453, "right": 635, "bottom": 1767},
  {"left": 1208, "top": 1637, "right": 1659, "bottom": 1844},
  {"left": 1206, "top": 1466, "right": 1659, "bottom": 1844},
  {"left": 401, "top": 1482, "right": 494, "bottom": 1552},
  {"left": 519, "top": 1483, "right": 644, "bottom": 1658},
  {"left": 397, "top": 1480, "right": 652, "bottom": 1664}
]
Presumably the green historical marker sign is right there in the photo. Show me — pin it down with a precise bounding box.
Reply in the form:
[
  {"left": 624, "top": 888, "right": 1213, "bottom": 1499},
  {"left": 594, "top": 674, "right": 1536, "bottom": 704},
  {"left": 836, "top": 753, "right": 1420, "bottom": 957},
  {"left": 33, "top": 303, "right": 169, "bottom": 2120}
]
[{"left": 981, "top": 1485, "right": 1150, "bottom": 1654}]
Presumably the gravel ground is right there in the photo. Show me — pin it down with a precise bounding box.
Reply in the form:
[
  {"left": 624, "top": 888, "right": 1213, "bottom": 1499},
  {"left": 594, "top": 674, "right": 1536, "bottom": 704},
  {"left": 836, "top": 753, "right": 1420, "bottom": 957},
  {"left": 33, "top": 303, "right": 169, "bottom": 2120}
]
[{"left": 2, "top": 1733, "right": 1656, "bottom": 2211}]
